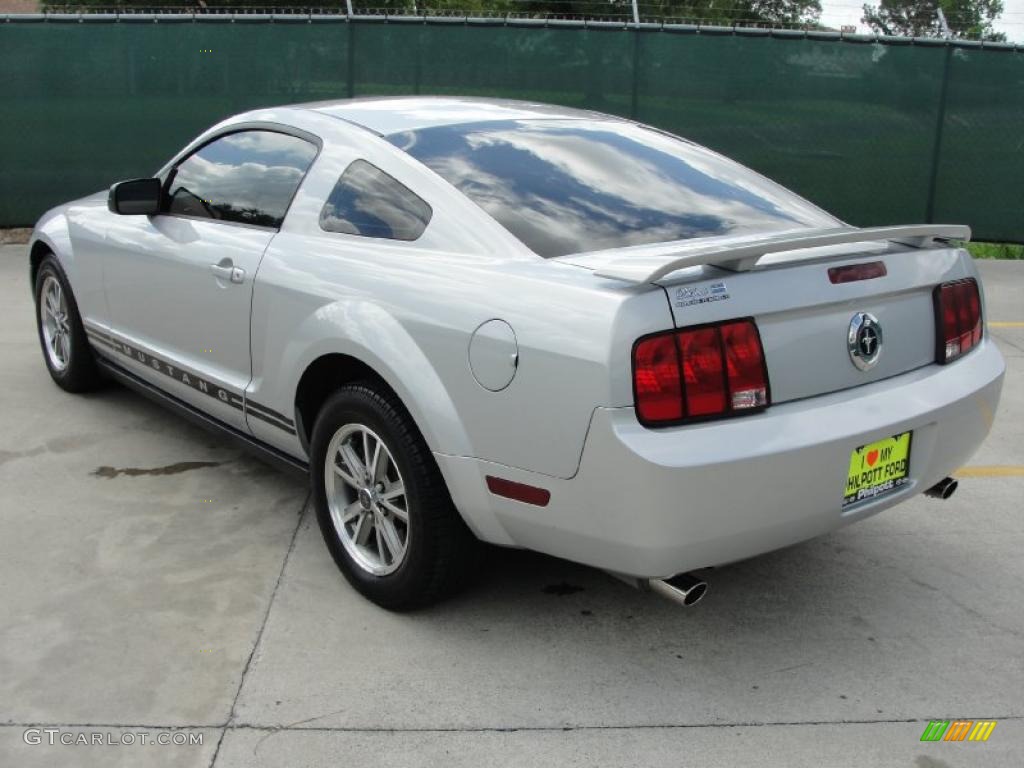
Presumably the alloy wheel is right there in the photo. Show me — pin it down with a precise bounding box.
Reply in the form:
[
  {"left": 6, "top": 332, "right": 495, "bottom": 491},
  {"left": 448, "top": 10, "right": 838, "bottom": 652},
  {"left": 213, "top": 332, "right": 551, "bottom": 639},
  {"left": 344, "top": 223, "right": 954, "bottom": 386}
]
[
  {"left": 324, "top": 423, "right": 410, "bottom": 576},
  {"left": 40, "top": 275, "right": 71, "bottom": 372}
]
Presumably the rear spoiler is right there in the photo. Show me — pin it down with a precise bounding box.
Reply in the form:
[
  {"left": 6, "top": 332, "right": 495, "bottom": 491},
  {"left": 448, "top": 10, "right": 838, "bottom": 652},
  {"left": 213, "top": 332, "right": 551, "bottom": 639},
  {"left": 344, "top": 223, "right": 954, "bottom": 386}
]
[{"left": 592, "top": 224, "right": 971, "bottom": 284}]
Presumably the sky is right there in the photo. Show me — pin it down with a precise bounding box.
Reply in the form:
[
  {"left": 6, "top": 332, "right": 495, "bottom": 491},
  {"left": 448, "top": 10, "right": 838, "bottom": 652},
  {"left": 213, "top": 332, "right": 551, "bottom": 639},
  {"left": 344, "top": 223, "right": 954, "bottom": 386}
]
[{"left": 819, "top": 0, "right": 1024, "bottom": 42}]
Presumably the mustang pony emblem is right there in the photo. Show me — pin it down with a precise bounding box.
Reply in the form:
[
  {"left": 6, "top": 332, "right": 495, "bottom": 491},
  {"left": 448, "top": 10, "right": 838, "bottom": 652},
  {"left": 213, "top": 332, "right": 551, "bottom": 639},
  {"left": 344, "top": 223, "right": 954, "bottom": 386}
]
[{"left": 848, "top": 311, "right": 883, "bottom": 371}]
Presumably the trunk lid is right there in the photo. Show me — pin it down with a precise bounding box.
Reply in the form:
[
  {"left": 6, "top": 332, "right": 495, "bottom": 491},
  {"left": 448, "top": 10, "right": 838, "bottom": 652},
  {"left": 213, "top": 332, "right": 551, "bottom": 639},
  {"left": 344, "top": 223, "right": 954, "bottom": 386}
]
[{"left": 561, "top": 238, "right": 968, "bottom": 405}]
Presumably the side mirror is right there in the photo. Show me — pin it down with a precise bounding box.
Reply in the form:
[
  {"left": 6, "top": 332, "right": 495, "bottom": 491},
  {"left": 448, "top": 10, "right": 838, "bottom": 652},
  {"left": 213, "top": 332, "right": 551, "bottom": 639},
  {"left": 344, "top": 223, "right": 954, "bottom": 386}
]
[{"left": 108, "top": 178, "right": 162, "bottom": 215}]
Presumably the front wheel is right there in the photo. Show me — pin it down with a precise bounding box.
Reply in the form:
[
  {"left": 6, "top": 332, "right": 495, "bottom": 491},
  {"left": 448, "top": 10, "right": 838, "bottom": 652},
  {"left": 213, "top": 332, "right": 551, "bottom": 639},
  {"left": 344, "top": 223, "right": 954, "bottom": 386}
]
[
  {"left": 34, "top": 254, "right": 102, "bottom": 393},
  {"left": 310, "top": 383, "right": 480, "bottom": 609}
]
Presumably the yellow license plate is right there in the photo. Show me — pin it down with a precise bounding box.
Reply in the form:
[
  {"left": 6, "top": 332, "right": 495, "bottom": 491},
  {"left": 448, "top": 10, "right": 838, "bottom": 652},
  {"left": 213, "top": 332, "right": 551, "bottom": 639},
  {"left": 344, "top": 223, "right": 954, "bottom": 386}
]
[{"left": 844, "top": 432, "right": 912, "bottom": 508}]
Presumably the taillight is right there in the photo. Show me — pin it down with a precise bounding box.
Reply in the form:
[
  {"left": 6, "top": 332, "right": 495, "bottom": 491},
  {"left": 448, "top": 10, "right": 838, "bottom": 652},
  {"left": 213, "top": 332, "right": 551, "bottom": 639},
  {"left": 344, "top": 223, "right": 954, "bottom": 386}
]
[
  {"left": 632, "top": 318, "right": 769, "bottom": 426},
  {"left": 934, "top": 278, "right": 982, "bottom": 364},
  {"left": 633, "top": 332, "right": 683, "bottom": 423},
  {"left": 720, "top": 321, "right": 771, "bottom": 410},
  {"left": 679, "top": 327, "right": 726, "bottom": 417}
]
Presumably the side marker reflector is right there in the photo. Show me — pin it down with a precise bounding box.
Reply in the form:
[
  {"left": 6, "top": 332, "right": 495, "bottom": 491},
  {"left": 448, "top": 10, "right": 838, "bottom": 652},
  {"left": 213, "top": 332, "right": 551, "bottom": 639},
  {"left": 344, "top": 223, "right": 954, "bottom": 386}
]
[{"left": 485, "top": 476, "right": 551, "bottom": 507}]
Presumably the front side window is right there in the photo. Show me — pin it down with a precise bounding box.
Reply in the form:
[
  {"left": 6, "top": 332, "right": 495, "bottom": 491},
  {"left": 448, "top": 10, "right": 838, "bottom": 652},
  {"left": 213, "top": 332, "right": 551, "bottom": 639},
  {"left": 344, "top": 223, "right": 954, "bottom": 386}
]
[
  {"left": 388, "top": 119, "right": 839, "bottom": 258},
  {"left": 320, "top": 160, "right": 432, "bottom": 241},
  {"left": 166, "top": 130, "right": 318, "bottom": 229}
]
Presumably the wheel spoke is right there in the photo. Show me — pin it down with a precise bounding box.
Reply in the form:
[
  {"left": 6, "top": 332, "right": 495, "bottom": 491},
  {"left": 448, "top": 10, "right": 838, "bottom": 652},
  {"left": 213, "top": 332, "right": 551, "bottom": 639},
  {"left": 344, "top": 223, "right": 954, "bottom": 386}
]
[
  {"left": 341, "top": 499, "right": 362, "bottom": 524},
  {"left": 370, "top": 439, "right": 385, "bottom": 483},
  {"left": 58, "top": 331, "right": 70, "bottom": 363},
  {"left": 374, "top": 526, "right": 390, "bottom": 564},
  {"left": 362, "top": 430, "right": 372, "bottom": 475},
  {"left": 380, "top": 482, "right": 404, "bottom": 502},
  {"left": 339, "top": 442, "right": 367, "bottom": 482},
  {"left": 352, "top": 511, "right": 373, "bottom": 546},
  {"left": 377, "top": 513, "right": 404, "bottom": 560},
  {"left": 379, "top": 497, "right": 408, "bottom": 522},
  {"left": 333, "top": 462, "right": 361, "bottom": 490}
]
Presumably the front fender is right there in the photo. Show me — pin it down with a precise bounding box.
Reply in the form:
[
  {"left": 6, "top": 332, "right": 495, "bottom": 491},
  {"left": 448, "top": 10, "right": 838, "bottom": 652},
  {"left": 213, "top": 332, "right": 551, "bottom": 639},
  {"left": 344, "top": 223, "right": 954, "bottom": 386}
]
[
  {"left": 30, "top": 194, "right": 110, "bottom": 328},
  {"left": 29, "top": 205, "right": 74, "bottom": 288}
]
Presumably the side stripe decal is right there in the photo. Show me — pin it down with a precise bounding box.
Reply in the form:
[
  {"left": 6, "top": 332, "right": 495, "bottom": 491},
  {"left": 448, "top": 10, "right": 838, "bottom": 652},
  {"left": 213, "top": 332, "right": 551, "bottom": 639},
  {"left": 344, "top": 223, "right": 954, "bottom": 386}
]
[
  {"left": 247, "top": 407, "right": 296, "bottom": 434},
  {"left": 84, "top": 322, "right": 295, "bottom": 436},
  {"left": 245, "top": 399, "right": 295, "bottom": 428}
]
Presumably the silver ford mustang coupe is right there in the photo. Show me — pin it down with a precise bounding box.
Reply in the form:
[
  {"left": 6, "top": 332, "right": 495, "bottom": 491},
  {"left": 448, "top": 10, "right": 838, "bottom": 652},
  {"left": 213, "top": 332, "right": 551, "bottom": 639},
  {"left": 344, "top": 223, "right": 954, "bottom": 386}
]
[{"left": 30, "top": 97, "right": 1004, "bottom": 609}]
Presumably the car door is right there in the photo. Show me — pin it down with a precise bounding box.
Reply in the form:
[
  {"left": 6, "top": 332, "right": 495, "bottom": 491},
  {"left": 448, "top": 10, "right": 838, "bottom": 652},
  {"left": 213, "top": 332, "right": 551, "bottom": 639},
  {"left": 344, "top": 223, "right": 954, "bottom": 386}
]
[{"left": 102, "top": 128, "right": 319, "bottom": 430}]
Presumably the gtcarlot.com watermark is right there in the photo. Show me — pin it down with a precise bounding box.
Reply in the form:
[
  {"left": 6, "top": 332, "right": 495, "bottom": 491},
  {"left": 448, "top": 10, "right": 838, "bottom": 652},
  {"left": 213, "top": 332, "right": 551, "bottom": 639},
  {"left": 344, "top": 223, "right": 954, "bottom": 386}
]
[{"left": 23, "top": 728, "right": 203, "bottom": 747}]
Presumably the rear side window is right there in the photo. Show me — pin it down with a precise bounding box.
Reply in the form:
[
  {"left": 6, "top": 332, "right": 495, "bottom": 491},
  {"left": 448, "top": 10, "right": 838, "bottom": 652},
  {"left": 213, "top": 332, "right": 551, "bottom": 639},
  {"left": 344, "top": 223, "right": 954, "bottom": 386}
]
[
  {"left": 166, "top": 130, "right": 317, "bottom": 229},
  {"left": 320, "top": 160, "right": 432, "bottom": 241}
]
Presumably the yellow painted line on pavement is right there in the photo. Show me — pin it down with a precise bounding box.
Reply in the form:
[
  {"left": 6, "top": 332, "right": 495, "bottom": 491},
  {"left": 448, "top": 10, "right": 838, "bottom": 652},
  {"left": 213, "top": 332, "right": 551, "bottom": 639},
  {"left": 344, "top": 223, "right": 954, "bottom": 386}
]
[
  {"left": 989, "top": 322, "right": 1024, "bottom": 328},
  {"left": 955, "top": 466, "right": 1024, "bottom": 478}
]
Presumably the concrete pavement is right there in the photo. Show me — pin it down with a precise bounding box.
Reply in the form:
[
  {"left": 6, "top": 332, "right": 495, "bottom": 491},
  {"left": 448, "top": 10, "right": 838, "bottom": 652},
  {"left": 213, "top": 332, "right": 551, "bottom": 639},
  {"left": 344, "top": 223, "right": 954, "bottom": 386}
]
[{"left": 1, "top": 244, "right": 1021, "bottom": 766}]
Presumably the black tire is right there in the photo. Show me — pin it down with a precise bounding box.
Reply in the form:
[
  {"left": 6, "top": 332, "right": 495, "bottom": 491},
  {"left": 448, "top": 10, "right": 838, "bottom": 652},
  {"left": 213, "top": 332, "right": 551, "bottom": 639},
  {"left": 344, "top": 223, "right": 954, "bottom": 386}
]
[
  {"left": 34, "top": 254, "right": 103, "bottom": 393},
  {"left": 310, "top": 382, "right": 481, "bottom": 609}
]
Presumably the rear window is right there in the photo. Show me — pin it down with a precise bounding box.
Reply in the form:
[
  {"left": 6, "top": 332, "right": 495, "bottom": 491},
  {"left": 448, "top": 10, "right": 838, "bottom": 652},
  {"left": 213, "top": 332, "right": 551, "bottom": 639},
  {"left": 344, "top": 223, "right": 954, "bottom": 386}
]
[{"left": 388, "top": 119, "right": 837, "bottom": 258}]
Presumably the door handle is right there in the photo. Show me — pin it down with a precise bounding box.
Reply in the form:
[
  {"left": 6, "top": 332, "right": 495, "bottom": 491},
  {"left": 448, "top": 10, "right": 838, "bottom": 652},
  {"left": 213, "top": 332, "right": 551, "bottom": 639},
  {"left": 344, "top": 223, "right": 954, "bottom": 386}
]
[{"left": 210, "top": 264, "right": 245, "bottom": 284}]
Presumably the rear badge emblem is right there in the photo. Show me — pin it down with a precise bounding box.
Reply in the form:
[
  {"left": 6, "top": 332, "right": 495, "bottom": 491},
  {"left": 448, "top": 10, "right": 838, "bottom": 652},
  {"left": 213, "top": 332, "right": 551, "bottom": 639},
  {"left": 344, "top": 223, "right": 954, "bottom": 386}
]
[
  {"left": 674, "top": 281, "right": 729, "bottom": 308},
  {"left": 848, "top": 312, "right": 883, "bottom": 371}
]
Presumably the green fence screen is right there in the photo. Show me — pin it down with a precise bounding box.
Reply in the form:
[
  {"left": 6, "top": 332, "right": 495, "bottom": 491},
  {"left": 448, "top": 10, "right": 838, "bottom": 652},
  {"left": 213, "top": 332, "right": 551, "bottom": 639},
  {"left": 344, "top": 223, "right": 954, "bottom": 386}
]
[{"left": 1, "top": 19, "right": 1022, "bottom": 241}]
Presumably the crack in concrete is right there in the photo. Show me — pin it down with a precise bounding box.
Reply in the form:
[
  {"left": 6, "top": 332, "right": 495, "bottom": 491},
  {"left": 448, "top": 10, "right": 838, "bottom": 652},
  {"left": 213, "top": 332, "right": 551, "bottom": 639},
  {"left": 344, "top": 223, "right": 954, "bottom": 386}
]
[{"left": 207, "top": 493, "right": 309, "bottom": 768}]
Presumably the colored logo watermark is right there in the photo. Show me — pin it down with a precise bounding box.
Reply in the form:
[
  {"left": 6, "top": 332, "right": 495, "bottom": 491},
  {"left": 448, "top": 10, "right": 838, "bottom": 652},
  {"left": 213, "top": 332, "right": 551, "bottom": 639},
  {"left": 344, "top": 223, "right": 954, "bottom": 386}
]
[{"left": 920, "top": 720, "right": 997, "bottom": 742}]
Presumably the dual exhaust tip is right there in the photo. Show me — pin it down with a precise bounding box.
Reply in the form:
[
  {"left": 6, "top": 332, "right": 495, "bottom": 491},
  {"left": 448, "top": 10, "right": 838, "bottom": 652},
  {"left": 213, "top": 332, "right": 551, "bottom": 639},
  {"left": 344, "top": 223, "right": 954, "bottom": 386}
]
[{"left": 622, "top": 476, "right": 959, "bottom": 610}]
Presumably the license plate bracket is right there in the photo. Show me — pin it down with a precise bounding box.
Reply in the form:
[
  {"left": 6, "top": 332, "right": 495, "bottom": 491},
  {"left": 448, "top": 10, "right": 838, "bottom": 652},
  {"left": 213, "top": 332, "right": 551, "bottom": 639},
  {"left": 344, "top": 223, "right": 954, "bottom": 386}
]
[{"left": 844, "top": 431, "right": 912, "bottom": 508}]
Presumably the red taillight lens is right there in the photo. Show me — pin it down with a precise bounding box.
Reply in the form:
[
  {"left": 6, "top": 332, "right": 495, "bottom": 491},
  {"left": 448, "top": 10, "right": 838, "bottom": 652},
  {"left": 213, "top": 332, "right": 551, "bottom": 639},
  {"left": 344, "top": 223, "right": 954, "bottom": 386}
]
[
  {"left": 633, "top": 318, "right": 769, "bottom": 426},
  {"left": 934, "top": 278, "right": 982, "bottom": 364},
  {"left": 678, "top": 327, "right": 726, "bottom": 417},
  {"left": 632, "top": 333, "right": 683, "bottom": 423}
]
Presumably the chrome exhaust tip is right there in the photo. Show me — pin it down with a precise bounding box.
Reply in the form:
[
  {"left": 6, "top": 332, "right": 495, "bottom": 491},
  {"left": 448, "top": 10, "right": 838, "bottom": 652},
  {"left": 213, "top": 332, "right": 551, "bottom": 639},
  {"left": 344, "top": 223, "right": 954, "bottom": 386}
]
[
  {"left": 606, "top": 570, "right": 709, "bottom": 607},
  {"left": 924, "top": 476, "right": 959, "bottom": 500},
  {"left": 647, "top": 572, "right": 708, "bottom": 607}
]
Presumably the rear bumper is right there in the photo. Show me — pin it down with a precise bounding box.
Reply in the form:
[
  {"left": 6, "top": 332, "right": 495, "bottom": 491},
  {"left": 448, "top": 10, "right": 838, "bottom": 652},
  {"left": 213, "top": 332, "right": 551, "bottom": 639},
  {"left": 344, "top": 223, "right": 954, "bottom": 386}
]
[{"left": 439, "top": 339, "right": 1004, "bottom": 579}]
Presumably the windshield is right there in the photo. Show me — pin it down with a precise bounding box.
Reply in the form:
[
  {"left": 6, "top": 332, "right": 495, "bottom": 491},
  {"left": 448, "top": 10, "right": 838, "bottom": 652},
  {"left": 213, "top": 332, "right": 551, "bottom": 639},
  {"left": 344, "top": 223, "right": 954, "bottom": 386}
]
[{"left": 388, "top": 119, "right": 838, "bottom": 258}]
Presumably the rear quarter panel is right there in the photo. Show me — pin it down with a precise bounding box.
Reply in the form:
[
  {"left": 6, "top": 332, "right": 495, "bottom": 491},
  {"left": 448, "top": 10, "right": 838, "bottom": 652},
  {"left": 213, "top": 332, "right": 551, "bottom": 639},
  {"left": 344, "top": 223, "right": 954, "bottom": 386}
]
[
  {"left": 249, "top": 236, "right": 672, "bottom": 480},
  {"left": 246, "top": 114, "right": 675, "bottom": 479}
]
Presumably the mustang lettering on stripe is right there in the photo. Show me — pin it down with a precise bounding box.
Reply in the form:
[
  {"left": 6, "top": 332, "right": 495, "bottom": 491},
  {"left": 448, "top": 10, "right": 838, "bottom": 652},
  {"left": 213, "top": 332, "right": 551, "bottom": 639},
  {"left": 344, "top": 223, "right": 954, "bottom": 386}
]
[{"left": 84, "top": 322, "right": 294, "bottom": 435}]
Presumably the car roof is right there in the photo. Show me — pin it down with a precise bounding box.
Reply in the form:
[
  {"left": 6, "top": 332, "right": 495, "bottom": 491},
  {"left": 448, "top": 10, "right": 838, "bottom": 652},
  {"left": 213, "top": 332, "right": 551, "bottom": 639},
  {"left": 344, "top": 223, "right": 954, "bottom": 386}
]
[{"left": 296, "top": 96, "right": 619, "bottom": 136}]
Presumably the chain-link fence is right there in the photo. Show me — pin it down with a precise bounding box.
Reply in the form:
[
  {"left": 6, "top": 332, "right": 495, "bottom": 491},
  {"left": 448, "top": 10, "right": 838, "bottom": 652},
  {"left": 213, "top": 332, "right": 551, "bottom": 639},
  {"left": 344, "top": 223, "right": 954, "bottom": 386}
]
[{"left": 2, "top": 15, "right": 1022, "bottom": 241}]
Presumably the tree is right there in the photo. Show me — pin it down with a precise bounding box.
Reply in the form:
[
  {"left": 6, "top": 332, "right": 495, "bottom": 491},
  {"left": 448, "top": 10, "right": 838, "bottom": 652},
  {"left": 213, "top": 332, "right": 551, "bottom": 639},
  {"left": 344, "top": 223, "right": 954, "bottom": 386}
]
[
  {"left": 530, "top": 0, "right": 822, "bottom": 26},
  {"left": 861, "top": 0, "right": 1005, "bottom": 41},
  {"left": 745, "top": 0, "right": 822, "bottom": 26}
]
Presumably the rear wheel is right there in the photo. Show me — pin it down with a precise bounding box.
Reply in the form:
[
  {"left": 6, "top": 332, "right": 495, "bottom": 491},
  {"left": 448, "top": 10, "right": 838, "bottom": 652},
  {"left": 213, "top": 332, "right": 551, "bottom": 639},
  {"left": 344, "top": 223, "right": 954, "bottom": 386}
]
[
  {"left": 34, "top": 255, "right": 102, "bottom": 393},
  {"left": 310, "top": 383, "right": 480, "bottom": 609}
]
